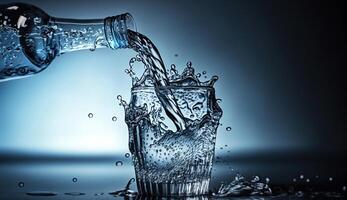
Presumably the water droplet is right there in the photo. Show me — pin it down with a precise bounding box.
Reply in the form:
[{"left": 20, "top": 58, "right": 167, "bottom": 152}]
[
  {"left": 18, "top": 181, "right": 24, "bottom": 188},
  {"left": 65, "top": 192, "right": 85, "bottom": 196},
  {"left": 329, "top": 177, "right": 333, "bottom": 181},
  {"left": 88, "top": 113, "right": 93, "bottom": 118},
  {"left": 72, "top": 177, "right": 78, "bottom": 182},
  {"left": 293, "top": 178, "right": 297, "bottom": 182},
  {"left": 343, "top": 186, "right": 346, "bottom": 191},
  {"left": 117, "top": 95, "right": 122, "bottom": 100},
  {"left": 115, "top": 161, "right": 123, "bottom": 166},
  {"left": 187, "top": 61, "right": 192, "bottom": 68},
  {"left": 26, "top": 191, "right": 58, "bottom": 196},
  {"left": 125, "top": 153, "right": 130, "bottom": 158},
  {"left": 202, "top": 71, "right": 206, "bottom": 75},
  {"left": 226, "top": 127, "right": 232, "bottom": 131},
  {"left": 300, "top": 174, "right": 304, "bottom": 179},
  {"left": 112, "top": 116, "right": 117, "bottom": 121},
  {"left": 265, "top": 177, "right": 270, "bottom": 183},
  {"left": 306, "top": 178, "right": 310, "bottom": 182},
  {"left": 251, "top": 175, "right": 260, "bottom": 182},
  {"left": 295, "top": 191, "right": 304, "bottom": 197}
]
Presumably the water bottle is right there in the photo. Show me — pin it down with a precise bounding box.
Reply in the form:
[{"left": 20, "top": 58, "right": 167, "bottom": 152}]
[{"left": 0, "top": 3, "right": 135, "bottom": 82}]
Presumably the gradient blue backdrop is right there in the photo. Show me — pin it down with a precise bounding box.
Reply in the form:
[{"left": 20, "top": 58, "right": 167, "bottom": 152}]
[{"left": 0, "top": 0, "right": 344, "bottom": 156}]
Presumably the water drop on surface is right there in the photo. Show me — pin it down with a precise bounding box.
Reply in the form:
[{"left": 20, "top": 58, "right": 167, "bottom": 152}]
[
  {"left": 226, "top": 127, "right": 232, "bottom": 131},
  {"left": 72, "top": 177, "right": 77, "bottom": 182},
  {"left": 18, "top": 181, "right": 24, "bottom": 188},
  {"left": 88, "top": 113, "right": 93, "bottom": 118},
  {"left": 65, "top": 192, "right": 85, "bottom": 196},
  {"left": 112, "top": 116, "right": 117, "bottom": 122},
  {"left": 115, "top": 161, "right": 123, "bottom": 166},
  {"left": 26, "top": 191, "right": 58, "bottom": 196}
]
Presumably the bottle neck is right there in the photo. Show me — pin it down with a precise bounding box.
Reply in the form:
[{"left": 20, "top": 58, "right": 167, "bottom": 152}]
[{"left": 51, "top": 14, "right": 134, "bottom": 55}]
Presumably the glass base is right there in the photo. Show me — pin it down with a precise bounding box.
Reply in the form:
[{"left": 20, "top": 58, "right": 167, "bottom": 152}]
[{"left": 136, "top": 178, "right": 210, "bottom": 197}]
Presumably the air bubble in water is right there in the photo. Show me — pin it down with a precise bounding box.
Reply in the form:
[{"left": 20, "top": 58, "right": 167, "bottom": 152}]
[
  {"left": 343, "top": 186, "right": 346, "bottom": 191},
  {"left": 88, "top": 113, "right": 93, "bottom": 118},
  {"left": 112, "top": 116, "right": 117, "bottom": 122},
  {"left": 202, "top": 71, "right": 206, "bottom": 75},
  {"left": 329, "top": 177, "right": 333, "bottom": 181},
  {"left": 115, "top": 161, "right": 123, "bottom": 166},
  {"left": 94, "top": 192, "right": 104, "bottom": 196},
  {"left": 174, "top": 54, "right": 178, "bottom": 57},
  {"left": 18, "top": 181, "right": 24, "bottom": 188},
  {"left": 293, "top": 178, "right": 297, "bottom": 182},
  {"left": 226, "top": 127, "right": 232, "bottom": 131},
  {"left": 306, "top": 178, "right": 310, "bottom": 182},
  {"left": 300, "top": 174, "right": 304, "bottom": 179},
  {"left": 125, "top": 153, "right": 130, "bottom": 158},
  {"left": 72, "top": 177, "right": 78, "bottom": 182}
]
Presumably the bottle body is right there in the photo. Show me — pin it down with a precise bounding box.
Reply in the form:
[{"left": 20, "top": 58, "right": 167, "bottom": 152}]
[{"left": 0, "top": 3, "right": 135, "bottom": 81}]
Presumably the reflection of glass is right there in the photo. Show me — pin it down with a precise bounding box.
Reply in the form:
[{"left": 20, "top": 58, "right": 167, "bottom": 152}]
[{"left": 126, "top": 85, "right": 221, "bottom": 197}]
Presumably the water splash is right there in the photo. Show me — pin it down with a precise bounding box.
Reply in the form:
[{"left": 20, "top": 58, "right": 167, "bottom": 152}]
[
  {"left": 109, "top": 178, "right": 137, "bottom": 198},
  {"left": 212, "top": 174, "right": 272, "bottom": 197},
  {"left": 128, "top": 30, "right": 187, "bottom": 132}
]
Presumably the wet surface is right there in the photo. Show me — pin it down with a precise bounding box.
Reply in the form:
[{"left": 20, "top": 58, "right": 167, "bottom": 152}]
[{"left": 0, "top": 152, "right": 346, "bottom": 199}]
